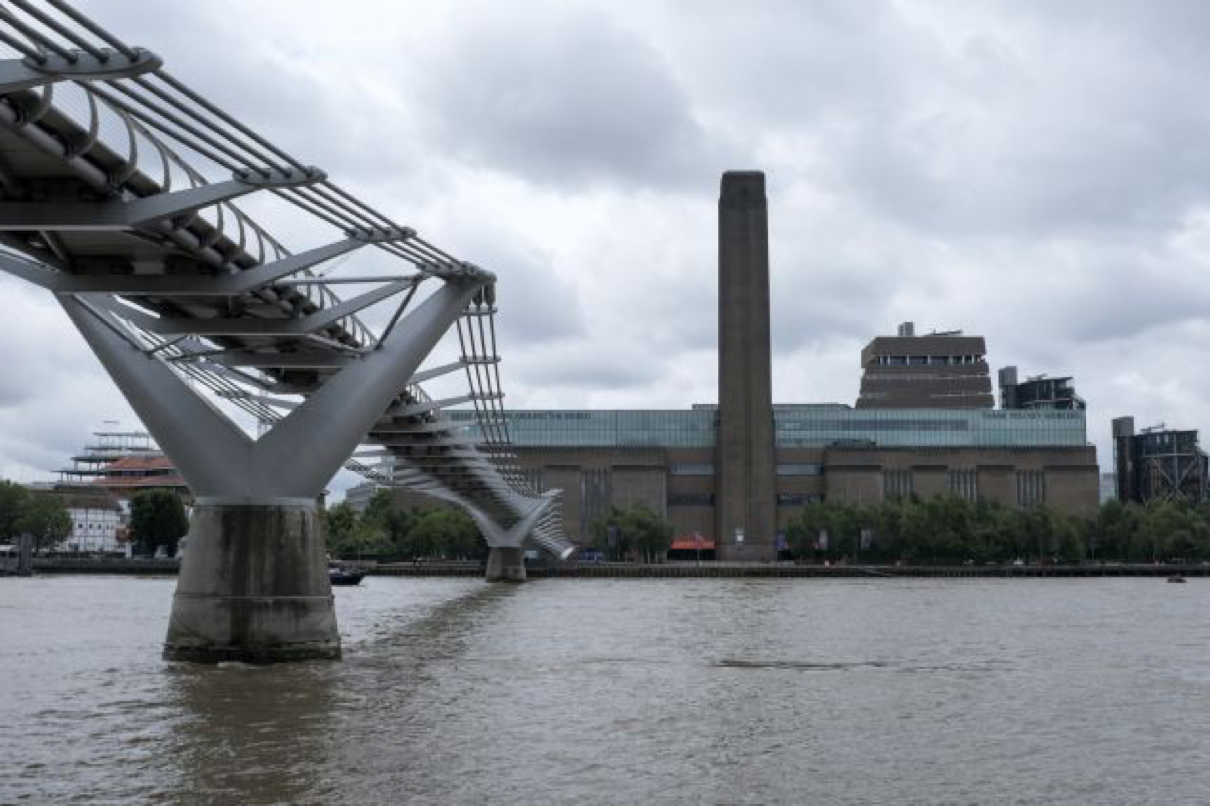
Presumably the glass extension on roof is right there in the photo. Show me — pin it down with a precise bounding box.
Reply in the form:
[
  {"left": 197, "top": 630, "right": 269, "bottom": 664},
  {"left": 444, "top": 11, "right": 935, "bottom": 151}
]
[
  {"left": 447, "top": 407, "right": 1087, "bottom": 449},
  {"left": 774, "top": 408, "right": 1086, "bottom": 448},
  {"left": 446, "top": 409, "right": 718, "bottom": 448}
]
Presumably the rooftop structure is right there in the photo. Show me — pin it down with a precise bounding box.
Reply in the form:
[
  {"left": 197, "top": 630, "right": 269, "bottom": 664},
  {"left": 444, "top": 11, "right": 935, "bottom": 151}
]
[
  {"left": 449, "top": 406, "right": 1088, "bottom": 450},
  {"left": 1112, "top": 416, "right": 1207, "bottom": 504},
  {"left": 999, "top": 367, "right": 1085, "bottom": 411},
  {"left": 857, "top": 323, "right": 994, "bottom": 409},
  {"left": 58, "top": 429, "right": 187, "bottom": 499}
]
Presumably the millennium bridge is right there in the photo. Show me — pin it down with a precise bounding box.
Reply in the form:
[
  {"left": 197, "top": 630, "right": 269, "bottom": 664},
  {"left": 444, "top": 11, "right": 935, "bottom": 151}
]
[{"left": 0, "top": 0, "right": 572, "bottom": 662}]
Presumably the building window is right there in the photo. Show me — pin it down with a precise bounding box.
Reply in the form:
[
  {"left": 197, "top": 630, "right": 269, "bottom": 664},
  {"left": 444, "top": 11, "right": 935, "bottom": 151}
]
[
  {"left": 668, "top": 493, "right": 715, "bottom": 506},
  {"left": 670, "top": 464, "right": 714, "bottom": 476},
  {"left": 1016, "top": 471, "right": 1046, "bottom": 507},
  {"left": 883, "top": 470, "right": 913, "bottom": 500},
  {"left": 776, "top": 463, "right": 822, "bottom": 476},
  {"left": 580, "top": 468, "right": 611, "bottom": 533},
  {"left": 777, "top": 494, "right": 817, "bottom": 506},
  {"left": 947, "top": 469, "right": 978, "bottom": 502}
]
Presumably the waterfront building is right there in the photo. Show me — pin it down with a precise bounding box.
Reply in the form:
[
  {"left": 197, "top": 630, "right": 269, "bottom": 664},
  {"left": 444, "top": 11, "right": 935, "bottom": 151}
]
[
  {"left": 856, "top": 322, "right": 995, "bottom": 409},
  {"left": 345, "top": 482, "right": 383, "bottom": 512},
  {"left": 1112, "top": 416, "right": 1207, "bottom": 504},
  {"left": 418, "top": 171, "right": 1100, "bottom": 550},
  {"left": 40, "top": 429, "right": 191, "bottom": 552},
  {"left": 26, "top": 483, "right": 124, "bottom": 553},
  {"left": 446, "top": 406, "right": 1099, "bottom": 545},
  {"left": 58, "top": 430, "right": 188, "bottom": 502},
  {"left": 999, "top": 367, "right": 1086, "bottom": 410}
]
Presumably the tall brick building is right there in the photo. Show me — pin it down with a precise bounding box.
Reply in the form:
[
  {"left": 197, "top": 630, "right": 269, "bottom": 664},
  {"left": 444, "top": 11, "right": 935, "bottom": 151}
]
[{"left": 370, "top": 171, "right": 1101, "bottom": 548}]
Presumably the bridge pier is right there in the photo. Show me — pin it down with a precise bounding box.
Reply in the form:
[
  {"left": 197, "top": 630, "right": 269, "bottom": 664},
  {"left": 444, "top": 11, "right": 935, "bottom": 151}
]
[
  {"left": 163, "top": 501, "right": 339, "bottom": 663},
  {"left": 484, "top": 547, "right": 526, "bottom": 583},
  {"left": 58, "top": 282, "right": 484, "bottom": 664}
]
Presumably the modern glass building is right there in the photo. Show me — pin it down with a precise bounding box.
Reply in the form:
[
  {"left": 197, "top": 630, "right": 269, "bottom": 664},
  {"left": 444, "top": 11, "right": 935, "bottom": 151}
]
[{"left": 448, "top": 406, "right": 1088, "bottom": 450}]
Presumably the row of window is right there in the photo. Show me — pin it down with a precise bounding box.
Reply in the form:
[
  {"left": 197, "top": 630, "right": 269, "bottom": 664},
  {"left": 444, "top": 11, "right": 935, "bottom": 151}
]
[
  {"left": 883, "top": 469, "right": 1047, "bottom": 507},
  {"left": 449, "top": 408, "right": 1087, "bottom": 449},
  {"left": 874, "top": 355, "right": 985, "bottom": 366},
  {"left": 947, "top": 469, "right": 978, "bottom": 502},
  {"left": 670, "top": 463, "right": 823, "bottom": 476},
  {"left": 862, "top": 372, "right": 986, "bottom": 382},
  {"left": 669, "top": 493, "right": 822, "bottom": 506}
]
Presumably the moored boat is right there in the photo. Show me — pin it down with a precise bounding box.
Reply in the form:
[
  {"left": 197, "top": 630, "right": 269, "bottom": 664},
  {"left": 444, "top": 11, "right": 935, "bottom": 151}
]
[{"left": 329, "top": 566, "right": 366, "bottom": 586}]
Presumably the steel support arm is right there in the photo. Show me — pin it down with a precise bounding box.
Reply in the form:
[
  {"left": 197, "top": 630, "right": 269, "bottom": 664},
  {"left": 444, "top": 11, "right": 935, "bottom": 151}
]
[
  {"left": 410, "top": 360, "right": 465, "bottom": 384},
  {"left": 151, "top": 279, "right": 413, "bottom": 336},
  {"left": 253, "top": 280, "right": 482, "bottom": 496},
  {"left": 0, "top": 232, "right": 404, "bottom": 295},
  {"left": 60, "top": 294, "right": 258, "bottom": 495},
  {"left": 61, "top": 278, "right": 483, "bottom": 500},
  {"left": 0, "top": 169, "right": 322, "bottom": 231},
  {"left": 0, "top": 49, "right": 161, "bottom": 94}
]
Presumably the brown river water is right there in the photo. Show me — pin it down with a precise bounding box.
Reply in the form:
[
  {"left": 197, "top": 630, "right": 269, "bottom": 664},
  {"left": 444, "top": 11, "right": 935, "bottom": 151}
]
[{"left": 1, "top": 575, "right": 1208, "bottom": 804}]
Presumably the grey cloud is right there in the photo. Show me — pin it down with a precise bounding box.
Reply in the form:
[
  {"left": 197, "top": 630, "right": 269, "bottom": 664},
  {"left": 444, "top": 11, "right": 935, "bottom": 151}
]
[
  {"left": 72, "top": 1, "right": 428, "bottom": 188},
  {"left": 412, "top": 4, "right": 729, "bottom": 190},
  {"left": 12, "top": 0, "right": 1210, "bottom": 495},
  {"left": 440, "top": 225, "right": 586, "bottom": 343},
  {"left": 511, "top": 337, "right": 666, "bottom": 391}
]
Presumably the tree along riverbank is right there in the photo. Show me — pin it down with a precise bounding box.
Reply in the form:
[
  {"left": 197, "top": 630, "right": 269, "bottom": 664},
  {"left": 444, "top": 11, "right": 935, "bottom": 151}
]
[{"left": 784, "top": 497, "right": 1210, "bottom": 565}]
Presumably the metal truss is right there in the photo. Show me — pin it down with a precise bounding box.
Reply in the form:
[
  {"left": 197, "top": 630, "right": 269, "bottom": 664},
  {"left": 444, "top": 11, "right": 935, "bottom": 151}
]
[{"left": 0, "top": 0, "right": 571, "bottom": 557}]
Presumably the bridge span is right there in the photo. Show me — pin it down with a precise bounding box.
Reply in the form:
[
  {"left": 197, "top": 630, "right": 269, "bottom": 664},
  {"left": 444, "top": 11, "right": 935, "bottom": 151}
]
[{"left": 0, "top": 0, "right": 572, "bottom": 662}]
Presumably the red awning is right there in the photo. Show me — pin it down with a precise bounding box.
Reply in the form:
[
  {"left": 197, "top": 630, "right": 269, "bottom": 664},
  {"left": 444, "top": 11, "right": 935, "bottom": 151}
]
[{"left": 670, "top": 537, "right": 715, "bottom": 551}]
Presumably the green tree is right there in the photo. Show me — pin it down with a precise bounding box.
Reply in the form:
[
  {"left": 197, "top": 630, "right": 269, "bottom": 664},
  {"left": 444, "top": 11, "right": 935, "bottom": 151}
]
[
  {"left": 15, "top": 494, "right": 71, "bottom": 553},
  {"left": 0, "top": 479, "right": 31, "bottom": 543},
  {"left": 590, "top": 504, "right": 673, "bottom": 562},
  {"left": 360, "top": 491, "right": 421, "bottom": 558},
  {"left": 128, "top": 489, "right": 189, "bottom": 557},
  {"left": 590, "top": 506, "right": 628, "bottom": 561},
  {"left": 620, "top": 504, "right": 674, "bottom": 563},
  {"left": 323, "top": 501, "right": 362, "bottom": 558},
  {"left": 408, "top": 508, "right": 482, "bottom": 559}
]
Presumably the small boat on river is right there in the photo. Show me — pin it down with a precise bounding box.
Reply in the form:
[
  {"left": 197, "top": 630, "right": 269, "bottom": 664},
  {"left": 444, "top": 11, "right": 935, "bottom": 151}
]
[
  {"left": 329, "top": 566, "right": 366, "bottom": 586},
  {"left": 1167, "top": 575, "right": 1187, "bottom": 584}
]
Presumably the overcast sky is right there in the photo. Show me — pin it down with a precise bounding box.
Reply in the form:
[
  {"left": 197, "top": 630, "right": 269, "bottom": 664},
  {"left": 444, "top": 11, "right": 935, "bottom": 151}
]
[{"left": 4, "top": 0, "right": 1210, "bottom": 494}]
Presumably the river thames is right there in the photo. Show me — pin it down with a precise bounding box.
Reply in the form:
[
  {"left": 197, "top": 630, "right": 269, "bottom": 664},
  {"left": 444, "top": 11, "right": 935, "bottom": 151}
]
[{"left": 1, "top": 576, "right": 1207, "bottom": 804}]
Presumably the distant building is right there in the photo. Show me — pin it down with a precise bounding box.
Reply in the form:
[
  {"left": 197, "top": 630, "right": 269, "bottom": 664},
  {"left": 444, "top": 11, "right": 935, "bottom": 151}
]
[
  {"left": 423, "top": 180, "right": 1099, "bottom": 550},
  {"left": 1099, "top": 472, "right": 1117, "bottom": 504},
  {"left": 345, "top": 482, "right": 383, "bottom": 512},
  {"left": 856, "top": 322, "right": 995, "bottom": 409},
  {"left": 1112, "top": 417, "right": 1207, "bottom": 504},
  {"left": 43, "top": 429, "right": 190, "bottom": 553},
  {"left": 999, "top": 367, "right": 1085, "bottom": 411},
  {"left": 58, "top": 430, "right": 189, "bottom": 502}
]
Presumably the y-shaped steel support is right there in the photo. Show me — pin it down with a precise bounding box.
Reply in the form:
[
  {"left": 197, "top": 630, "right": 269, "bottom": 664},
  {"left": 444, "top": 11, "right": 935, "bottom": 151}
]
[
  {"left": 60, "top": 280, "right": 481, "bottom": 663},
  {"left": 465, "top": 493, "right": 560, "bottom": 582}
]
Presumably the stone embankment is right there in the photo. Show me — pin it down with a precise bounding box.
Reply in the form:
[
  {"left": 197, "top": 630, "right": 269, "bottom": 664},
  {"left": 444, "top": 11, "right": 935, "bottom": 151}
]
[
  {"left": 22, "top": 557, "right": 1210, "bottom": 578},
  {"left": 368, "top": 561, "right": 1210, "bottom": 579}
]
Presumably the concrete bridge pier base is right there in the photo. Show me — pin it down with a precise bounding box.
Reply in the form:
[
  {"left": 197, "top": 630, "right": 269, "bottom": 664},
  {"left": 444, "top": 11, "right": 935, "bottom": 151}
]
[
  {"left": 485, "top": 547, "right": 526, "bottom": 583},
  {"left": 163, "top": 500, "right": 340, "bottom": 663}
]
